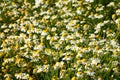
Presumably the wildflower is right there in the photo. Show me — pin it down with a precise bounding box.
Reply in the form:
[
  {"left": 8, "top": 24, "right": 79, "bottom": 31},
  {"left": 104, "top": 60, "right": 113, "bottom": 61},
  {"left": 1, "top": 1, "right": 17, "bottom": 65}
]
[
  {"left": 4, "top": 58, "right": 14, "bottom": 64},
  {"left": 83, "top": 24, "right": 89, "bottom": 31},
  {"left": 81, "top": 59, "right": 86, "bottom": 64},
  {"left": 22, "top": 74, "right": 29, "bottom": 79},
  {"left": 107, "top": 2, "right": 115, "bottom": 7},
  {"left": 34, "top": 43, "right": 45, "bottom": 51},
  {"left": 37, "top": 66, "right": 44, "bottom": 73},
  {"left": 1, "top": 24, "right": 7, "bottom": 28},
  {"left": 76, "top": 7, "right": 82, "bottom": 15},
  {"left": 96, "top": 6, "right": 104, "bottom": 12},
  {"left": 50, "top": 37, "right": 55, "bottom": 44},
  {"left": 112, "top": 14, "right": 116, "bottom": 20},
  {"left": 112, "top": 61, "right": 119, "bottom": 66},
  {"left": 116, "top": 9, "right": 120, "bottom": 15},
  {"left": 76, "top": 51, "right": 83, "bottom": 58},
  {"left": 97, "top": 76, "right": 102, "bottom": 80},
  {"left": 71, "top": 76, "right": 77, "bottom": 80},
  {"left": 62, "top": 55, "right": 72, "bottom": 61},
  {"left": 113, "top": 51, "right": 118, "bottom": 55},
  {"left": 43, "top": 15, "right": 50, "bottom": 20},
  {"left": 41, "top": 29, "right": 48, "bottom": 36},
  {"left": 90, "top": 58, "right": 100, "bottom": 65},
  {"left": 5, "top": 77, "right": 11, "bottom": 80},
  {"left": 33, "top": 34, "right": 38, "bottom": 39},
  {"left": 65, "top": 45, "right": 71, "bottom": 50},
  {"left": 29, "top": 77, "right": 34, "bottom": 80},
  {"left": 76, "top": 71, "right": 83, "bottom": 77},
  {"left": 33, "top": 69, "right": 37, "bottom": 74},
  {"left": 15, "top": 73, "right": 29, "bottom": 79},
  {"left": 85, "top": 0, "right": 94, "bottom": 3},
  {"left": 94, "top": 22, "right": 104, "bottom": 33},
  {"left": 51, "top": 15, "right": 57, "bottom": 20},
  {"left": 34, "top": 0, "right": 43, "bottom": 8},
  {"left": 46, "top": 35, "right": 51, "bottom": 40},
  {"left": 94, "top": 14, "right": 104, "bottom": 19},
  {"left": 85, "top": 70, "right": 95, "bottom": 76},
  {"left": 77, "top": 59, "right": 81, "bottom": 64},
  {"left": 115, "top": 18, "right": 120, "bottom": 24},
  {"left": 33, "top": 20, "right": 39, "bottom": 26},
  {"left": 89, "top": 34, "right": 96, "bottom": 39},
  {"left": 54, "top": 61, "right": 64, "bottom": 70},
  {"left": 21, "top": 26, "right": 27, "bottom": 32},
  {"left": 55, "top": 1, "right": 63, "bottom": 8},
  {"left": 4, "top": 74, "right": 12, "bottom": 79},
  {"left": 52, "top": 76, "right": 59, "bottom": 80},
  {"left": 55, "top": 43, "right": 61, "bottom": 50},
  {"left": 35, "top": 28, "right": 41, "bottom": 34},
  {"left": 0, "top": 32, "right": 5, "bottom": 39},
  {"left": 113, "top": 67, "right": 118, "bottom": 73},
  {"left": 15, "top": 73, "right": 22, "bottom": 79},
  {"left": 104, "top": 67, "right": 110, "bottom": 71},
  {"left": 60, "top": 69, "right": 66, "bottom": 78},
  {"left": 51, "top": 27, "right": 57, "bottom": 32}
]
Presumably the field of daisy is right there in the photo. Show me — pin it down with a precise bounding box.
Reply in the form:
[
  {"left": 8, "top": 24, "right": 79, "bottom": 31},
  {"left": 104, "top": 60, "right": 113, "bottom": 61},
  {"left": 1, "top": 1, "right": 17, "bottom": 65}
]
[{"left": 0, "top": 0, "right": 120, "bottom": 80}]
